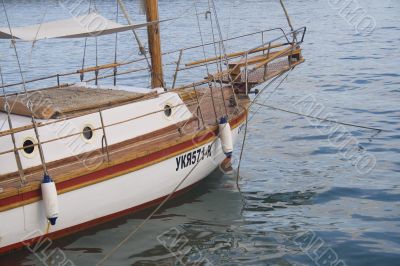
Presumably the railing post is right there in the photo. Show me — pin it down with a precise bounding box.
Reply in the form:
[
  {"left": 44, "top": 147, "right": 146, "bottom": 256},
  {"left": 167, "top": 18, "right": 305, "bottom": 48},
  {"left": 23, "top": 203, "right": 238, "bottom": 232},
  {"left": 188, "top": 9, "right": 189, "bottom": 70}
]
[
  {"left": 172, "top": 49, "right": 183, "bottom": 90},
  {"left": 288, "top": 32, "right": 296, "bottom": 68},
  {"left": 264, "top": 42, "right": 271, "bottom": 79},
  {"left": 99, "top": 110, "right": 110, "bottom": 162},
  {"left": 192, "top": 83, "right": 205, "bottom": 129},
  {"left": 5, "top": 108, "right": 26, "bottom": 185},
  {"left": 261, "top": 31, "right": 265, "bottom": 55},
  {"left": 56, "top": 74, "right": 60, "bottom": 87},
  {"left": 95, "top": 70, "right": 99, "bottom": 86},
  {"left": 208, "top": 80, "right": 219, "bottom": 124},
  {"left": 245, "top": 52, "right": 249, "bottom": 95},
  {"left": 113, "top": 66, "right": 117, "bottom": 86}
]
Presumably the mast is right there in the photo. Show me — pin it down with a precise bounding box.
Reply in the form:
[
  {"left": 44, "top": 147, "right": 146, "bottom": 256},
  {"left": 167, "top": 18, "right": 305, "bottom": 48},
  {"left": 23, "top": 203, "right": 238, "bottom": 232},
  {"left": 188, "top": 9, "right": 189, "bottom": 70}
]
[{"left": 145, "top": 0, "right": 164, "bottom": 89}]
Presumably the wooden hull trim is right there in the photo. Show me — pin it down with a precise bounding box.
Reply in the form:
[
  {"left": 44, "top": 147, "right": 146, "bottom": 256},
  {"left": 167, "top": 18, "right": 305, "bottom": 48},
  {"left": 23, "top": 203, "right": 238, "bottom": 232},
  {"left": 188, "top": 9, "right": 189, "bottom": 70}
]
[{"left": 0, "top": 110, "right": 246, "bottom": 212}]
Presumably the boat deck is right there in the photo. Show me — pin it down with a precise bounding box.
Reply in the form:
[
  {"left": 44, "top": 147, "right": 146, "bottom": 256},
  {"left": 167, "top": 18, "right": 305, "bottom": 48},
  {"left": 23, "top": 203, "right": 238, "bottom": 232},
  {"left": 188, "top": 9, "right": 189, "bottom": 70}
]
[
  {"left": 0, "top": 85, "right": 152, "bottom": 119},
  {"left": 222, "top": 57, "right": 305, "bottom": 87},
  {"left": 0, "top": 86, "right": 247, "bottom": 210}
]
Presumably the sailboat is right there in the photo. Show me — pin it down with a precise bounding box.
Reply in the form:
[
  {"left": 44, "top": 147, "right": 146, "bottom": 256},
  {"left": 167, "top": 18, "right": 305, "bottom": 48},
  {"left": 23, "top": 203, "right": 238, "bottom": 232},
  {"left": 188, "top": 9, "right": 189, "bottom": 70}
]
[{"left": 0, "top": 0, "right": 305, "bottom": 253}]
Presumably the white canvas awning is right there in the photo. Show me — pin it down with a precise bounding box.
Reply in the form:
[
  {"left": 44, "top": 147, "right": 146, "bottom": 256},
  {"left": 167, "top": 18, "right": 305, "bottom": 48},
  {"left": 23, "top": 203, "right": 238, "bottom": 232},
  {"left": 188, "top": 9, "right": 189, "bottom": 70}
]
[{"left": 0, "top": 13, "right": 165, "bottom": 41}]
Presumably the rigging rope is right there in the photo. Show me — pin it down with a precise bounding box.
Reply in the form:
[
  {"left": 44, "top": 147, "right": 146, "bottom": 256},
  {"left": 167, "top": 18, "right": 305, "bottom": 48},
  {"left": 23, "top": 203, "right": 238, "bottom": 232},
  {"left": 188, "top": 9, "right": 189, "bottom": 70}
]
[
  {"left": 194, "top": 1, "right": 219, "bottom": 122},
  {"left": 236, "top": 108, "right": 247, "bottom": 193},
  {"left": 1, "top": 0, "right": 48, "bottom": 175},
  {"left": 279, "top": 0, "right": 294, "bottom": 32},
  {"left": 117, "top": 0, "right": 147, "bottom": 56},
  {"left": 96, "top": 129, "right": 231, "bottom": 265},
  {"left": 0, "top": 65, "right": 25, "bottom": 184},
  {"left": 80, "top": 0, "right": 93, "bottom": 82},
  {"left": 236, "top": 71, "right": 292, "bottom": 190},
  {"left": 279, "top": 0, "right": 297, "bottom": 43},
  {"left": 194, "top": 2, "right": 211, "bottom": 75},
  {"left": 205, "top": 2, "right": 228, "bottom": 117},
  {"left": 236, "top": 67, "right": 388, "bottom": 192},
  {"left": 95, "top": 36, "right": 99, "bottom": 85},
  {"left": 248, "top": 71, "right": 292, "bottom": 121},
  {"left": 252, "top": 102, "right": 388, "bottom": 132},
  {"left": 207, "top": 1, "right": 224, "bottom": 77},
  {"left": 207, "top": 0, "right": 239, "bottom": 108},
  {"left": 116, "top": 0, "right": 154, "bottom": 88},
  {"left": 29, "top": 4, "right": 48, "bottom": 63},
  {"left": 208, "top": 0, "right": 229, "bottom": 66},
  {"left": 113, "top": 1, "right": 119, "bottom": 86}
]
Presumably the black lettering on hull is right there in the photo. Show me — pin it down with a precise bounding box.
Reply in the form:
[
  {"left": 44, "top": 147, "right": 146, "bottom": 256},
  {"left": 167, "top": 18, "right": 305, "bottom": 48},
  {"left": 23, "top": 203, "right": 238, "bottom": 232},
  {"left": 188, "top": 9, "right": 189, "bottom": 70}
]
[{"left": 175, "top": 144, "right": 213, "bottom": 171}]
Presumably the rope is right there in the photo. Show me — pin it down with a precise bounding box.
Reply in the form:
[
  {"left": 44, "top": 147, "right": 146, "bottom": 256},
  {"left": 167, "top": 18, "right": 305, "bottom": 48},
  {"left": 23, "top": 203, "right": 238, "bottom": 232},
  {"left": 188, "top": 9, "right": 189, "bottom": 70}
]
[
  {"left": 205, "top": 1, "right": 230, "bottom": 117},
  {"left": 95, "top": 36, "right": 99, "bottom": 85},
  {"left": 236, "top": 109, "right": 247, "bottom": 192},
  {"left": 45, "top": 221, "right": 51, "bottom": 234},
  {"left": 194, "top": 2, "right": 211, "bottom": 75},
  {"left": 235, "top": 68, "right": 388, "bottom": 193},
  {"left": 208, "top": 0, "right": 229, "bottom": 66},
  {"left": 28, "top": 4, "right": 48, "bottom": 63},
  {"left": 80, "top": 0, "right": 93, "bottom": 82},
  {"left": 94, "top": 0, "right": 99, "bottom": 84},
  {"left": 279, "top": 0, "right": 297, "bottom": 43},
  {"left": 207, "top": 0, "right": 239, "bottom": 109},
  {"left": 4, "top": 1, "right": 48, "bottom": 122},
  {"left": 207, "top": 2, "right": 224, "bottom": 77},
  {"left": 116, "top": 0, "right": 146, "bottom": 55},
  {"left": 1, "top": 0, "right": 48, "bottom": 175},
  {"left": 248, "top": 71, "right": 291, "bottom": 122},
  {"left": 194, "top": 1, "right": 219, "bottom": 122},
  {"left": 279, "top": 0, "right": 294, "bottom": 32},
  {"left": 96, "top": 130, "right": 230, "bottom": 265},
  {"left": 113, "top": 1, "right": 119, "bottom": 86},
  {"left": 235, "top": 71, "right": 291, "bottom": 193},
  {"left": 0, "top": 65, "right": 25, "bottom": 184},
  {"left": 252, "top": 102, "right": 388, "bottom": 132},
  {"left": 116, "top": 0, "right": 156, "bottom": 88}
]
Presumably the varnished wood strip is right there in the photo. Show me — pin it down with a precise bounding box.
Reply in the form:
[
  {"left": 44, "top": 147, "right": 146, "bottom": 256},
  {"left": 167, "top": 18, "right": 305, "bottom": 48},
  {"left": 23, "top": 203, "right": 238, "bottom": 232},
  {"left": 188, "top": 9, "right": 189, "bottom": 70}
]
[{"left": 0, "top": 110, "right": 246, "bottom": 212}]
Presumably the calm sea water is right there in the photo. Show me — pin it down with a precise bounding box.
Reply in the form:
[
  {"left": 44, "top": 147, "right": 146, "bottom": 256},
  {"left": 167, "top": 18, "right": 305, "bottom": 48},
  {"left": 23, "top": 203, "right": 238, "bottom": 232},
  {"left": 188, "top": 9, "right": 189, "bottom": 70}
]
[{"left": 1, "top": 0, "right": 399, "bottom": 265}]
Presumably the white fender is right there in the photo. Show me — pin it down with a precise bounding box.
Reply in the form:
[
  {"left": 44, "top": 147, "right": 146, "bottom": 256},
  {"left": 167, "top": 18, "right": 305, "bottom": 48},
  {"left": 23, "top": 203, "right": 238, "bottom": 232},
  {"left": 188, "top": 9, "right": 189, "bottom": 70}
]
[
  {"left": 41, "top": 175, "right": 59, "bottom": 225},
  {"left": 219, "top": 117, "right": 233, "bottom": 158}
]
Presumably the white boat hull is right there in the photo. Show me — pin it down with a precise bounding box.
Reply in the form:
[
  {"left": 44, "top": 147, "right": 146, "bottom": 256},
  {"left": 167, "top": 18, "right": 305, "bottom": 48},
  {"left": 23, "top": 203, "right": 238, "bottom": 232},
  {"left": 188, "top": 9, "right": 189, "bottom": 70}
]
[{"left": 0, "top": 123, "right": 243, "bottom": 253}]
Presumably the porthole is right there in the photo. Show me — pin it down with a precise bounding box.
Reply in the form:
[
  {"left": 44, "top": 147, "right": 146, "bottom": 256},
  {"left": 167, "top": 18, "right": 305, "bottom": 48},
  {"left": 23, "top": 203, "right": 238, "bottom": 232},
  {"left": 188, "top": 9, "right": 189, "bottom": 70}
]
[
  {"left": 23, "top": 139, "right": 35, "bottom": 155},
  {"left": 82, "top": 126, "right": 93, "bottom": 140},
  {"left": 164, "top": 105, "right": 172, "bottom": 117}
]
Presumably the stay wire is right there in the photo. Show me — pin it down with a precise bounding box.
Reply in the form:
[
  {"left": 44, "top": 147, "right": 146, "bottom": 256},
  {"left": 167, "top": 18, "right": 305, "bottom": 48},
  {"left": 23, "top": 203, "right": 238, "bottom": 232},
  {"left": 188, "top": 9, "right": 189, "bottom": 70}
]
[
  {"left": 194, "top": 1, "right": 210, "bottom": 75},
  {"left": 248, "top": 71, "right": 291, "bottom": 122},
  {"left": 252, "top": 102, "right": 388, "bottom": 133},
  {"left": 96, "top": 127, "right": 231, "bottom": 265},
  {"left": 194, "top": 1, "right": 219, "bottom": 122},
  {"left": 236, "top": 69, "right": 388, "bottom": 193},
  {"left": 235, "top": 71, "right": 291, "bottom": 192},
  {"left": 208, "top": 0, "right": 239, "bottom": 109},
  {"left": 0, "top": 65, "right": 25, "bottom": 184},
  {"left": 80, "top": 0, "right": 93, "bottom": 82},
  {"left": 205, "top": 3, "right": 228, "bottom": 117},
  {"left": 113, "top": 1, "right": 119, "bottom": 86},
  {"left": 1, "top": 0, "right": 48, "bottom": 175},
  {"left": 1, "top": 1, "right": 48, "bottom": 130},
  {"left": 28, "top": 4, "right": 48, "bottom": 63}
]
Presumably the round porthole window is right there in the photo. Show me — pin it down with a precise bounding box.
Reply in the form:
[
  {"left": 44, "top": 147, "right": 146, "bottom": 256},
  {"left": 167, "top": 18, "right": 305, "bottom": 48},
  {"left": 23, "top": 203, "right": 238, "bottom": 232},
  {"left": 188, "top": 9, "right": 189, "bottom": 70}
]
[
  {"left": 23, "top": 139, "right": 35, "bottom": 155},
  {"left": 164, "top": 105, "right": 172, "bottom": 117},
  {"left": 82, "top": 126, "right": 93, "bottom": 140}
]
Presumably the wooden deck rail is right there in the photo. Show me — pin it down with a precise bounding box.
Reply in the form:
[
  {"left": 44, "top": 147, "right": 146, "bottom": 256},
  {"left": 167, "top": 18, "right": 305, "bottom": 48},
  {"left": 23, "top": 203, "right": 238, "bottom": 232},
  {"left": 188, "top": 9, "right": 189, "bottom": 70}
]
[{"left": 0, "top": 28, "right": 299, "bottom": 95}]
